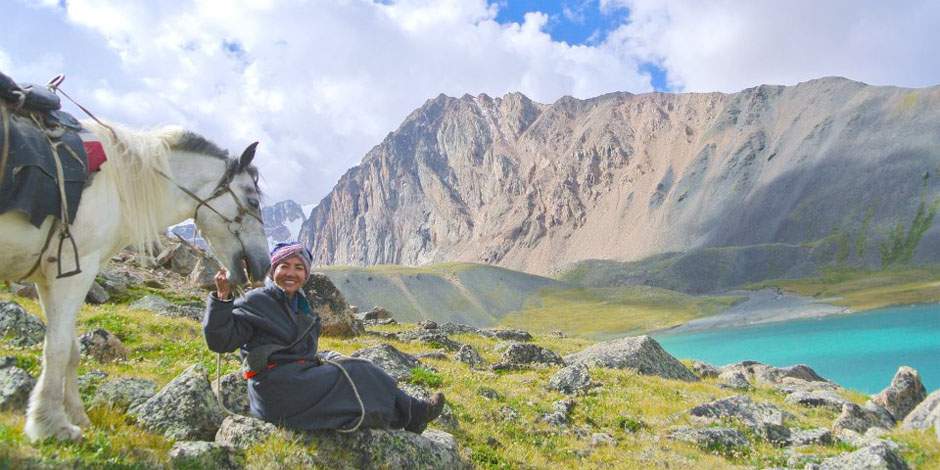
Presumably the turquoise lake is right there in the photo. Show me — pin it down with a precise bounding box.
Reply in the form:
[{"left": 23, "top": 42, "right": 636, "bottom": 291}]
[{"left": 653, "top": 304, "right": 940, "bottom": 394}]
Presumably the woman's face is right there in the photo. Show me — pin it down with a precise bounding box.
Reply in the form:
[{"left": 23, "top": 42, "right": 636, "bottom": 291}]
[{"left": 272, "top": 256, "right": 307, "bottom": 297}]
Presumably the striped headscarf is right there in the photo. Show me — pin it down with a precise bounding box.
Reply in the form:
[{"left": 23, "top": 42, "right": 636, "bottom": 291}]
[{"left": 268, "top": 242, "right": 313, "bottom": 279}]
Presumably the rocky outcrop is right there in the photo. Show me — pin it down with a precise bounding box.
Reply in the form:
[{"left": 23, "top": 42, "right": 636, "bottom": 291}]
[
  {"left": 871, "top": 366, "right": 926, "bottom": 422},
  {"left": 351, "top": 344, "right": 420, "bottom": 382},
  {"left": 564, "top": 335, "right": 698, "bottom": 382},
  {"left": 548, "top": 363, "right": 596, "bottom": 396},
  {"left": 0, "top": 364, "right": 35, "bottom": 411},
  {"left": 498, "top": 343, "right": 564, "bottom": 367},
  {"left": 687, "top": 394, "right": 791, "bottom": 445},
  {"left": 134, "top": 364, "right": 225, "bottom": 440},
  {"left": 668, "top": 426, "right": 749, "bottom": 449},
  {"left": 453, "top": 344, "right": 486, "bottom": 368},
  {"left": 539, "top": 399, "right": 575, "bottom": 426},
  {"left": 785, "top": 390, "right": 852, "bottom": 412},
  {"left": 302, "top": 273, "right": 363, "bottom": 337},
  {"left": 818, "top": 441, "right": 910, "bottom": 470},
  {"left": 262, "top": 199, "right": 307, "bottom": 245},
  {"left": 92, "top": 377, "right": 157, "bottom": 410},
  {"left": 300, "top": 80, "right": 940, "bottom": 278},
  {"left": 215, "top": 414, "right": 280, "bottom": 449},
  {"left": 169, "top": 441, "right": 243, "bottom": 470},
  {"left": 832, "top": 402, "right": 896, "bottom": 435},
  {"left": 901, "top": 390, "right": 940, "bottom": 432},
  {"left": 0, "top": 300, "right": 45, "bottom": 347}
]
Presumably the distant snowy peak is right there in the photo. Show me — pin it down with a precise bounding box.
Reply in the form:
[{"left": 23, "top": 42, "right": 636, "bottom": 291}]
[{"left": 262, "top": 199, "right": 310, "bottom": 247}]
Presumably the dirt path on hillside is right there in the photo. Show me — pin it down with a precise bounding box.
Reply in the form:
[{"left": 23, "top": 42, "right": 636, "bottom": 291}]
[{"left": 667, "top": 288, "right": 852, "bottom": 333}]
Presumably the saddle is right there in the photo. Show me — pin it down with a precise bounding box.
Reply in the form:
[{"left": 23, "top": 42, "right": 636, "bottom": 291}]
[{"left": 0, "top": 70, "right": 101, "bottom": 228}]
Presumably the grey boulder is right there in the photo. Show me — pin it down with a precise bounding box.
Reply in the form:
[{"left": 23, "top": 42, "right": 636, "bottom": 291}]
[
  {"left": 215, "top": 414, "right": 280, "bottom": 449},
  {"left": 832, "top": 402, "right": 896, "bottom": 435},
  {"left": 479, "top": 328, "right": 532, "bottom": 342},
  {"left": 785, "top": 390, "right": 852, "bottom": 412},
  {"left": 134, "top": 364, "right": 225, "bottom": 441},
  {"left": 565, "top": 335, "right": 698, "bottom": 382},
  {"left": 92, "top": 377, "right": 157, "bottom": 410},
  {"left": 85, "top": 281, "right": 110, "bottom": 304},
  {"left": 668, "top": 426, "right": 749, "bottom": 449},
  {"left": 687, "top": 394, "right": 791, "bottom": 445},
  {"left": 871, "top": 366, "right": 926, "bottom": 422},
  {"left": 0, "top": 365, "right": 35, "bottom": 411},
  {"left": 548, "top": 363, "right": 596, "bottom": 395},
  {"left": 500, "top": 343, "right": 564, "bottom": 366},
  {"left": 169, "top": 441, "right": 243, "bottom": 470},
  {"left": 901, "top": 389, "right": 940, "bottom": 432},
  {"left": 818, "top": 441, "right": 910, "bottom": 470},
  {"left": 453, "top": 344, "right": 487, "bottom": 368},
  {"left": 351, "top": 344, "right": 420, "bottom": 382},
  {"left": 79, "top": 328, "right": 128, "bottom": 363},
  {"left": 211, "top": 371, "right": 251, "bottom": 416},
  {"left": 0, "top": 300, "right": 45, "bottom": 347}
]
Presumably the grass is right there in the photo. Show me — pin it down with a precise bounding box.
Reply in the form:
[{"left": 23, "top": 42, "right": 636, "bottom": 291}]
[
  {"left": 749, "top": 265, "right": 940, "bottom": 310},
  {"left": 1, "top": 287, "right": 939, "bottom": 469}
]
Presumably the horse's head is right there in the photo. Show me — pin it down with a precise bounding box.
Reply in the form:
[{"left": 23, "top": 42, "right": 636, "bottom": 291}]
[{"left": 194, "top": 143, "right": 271, "bottom": 286}]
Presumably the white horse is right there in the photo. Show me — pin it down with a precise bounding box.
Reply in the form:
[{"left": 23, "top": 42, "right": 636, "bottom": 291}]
[{"left": 0, "top": 120, "right": 270, "bottom": 441}]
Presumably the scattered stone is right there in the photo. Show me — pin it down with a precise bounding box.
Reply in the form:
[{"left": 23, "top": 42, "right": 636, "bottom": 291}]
[
  {"left": 417, "top": 350, "right": 448, "bottom": 360},
  {"left": 477, "top": 388, "right": 501, "bottom": 400},
  {"left": 215, "top": 414, "right": 280, "bottom": 449},
  {"left": 211, "top": 372, "right": 251, "bottom": 416},
  {"left": 785, "top": 390, "right": 852, "bottom": 412},
  {"left": 304, "top": 427, "right": 465, "bottom": 470},
  {"left": 549, "top": 331, "right": 567, "bottom": 338},
  {"left": 540, "top": 399, "right": 575, "bottom": 426},
  {"left": 0, "top": 365, "right": 35, "bottom": 411},
  {"left": 376, "top": 318, "right": 398, "bottom": 326},
  {"left": 365, "top": 331, "right": 399, "bottom": 340},
  {"left": 397, "top": 331, "right": 463, "bottom": 351},
  {"left": 79, "top": 328, "right": 128, "bottom": 363},
  {"left": 818, "top": 441, "right": 910, "bottom": 470},
  {"left": 169, "top": 441, "right": 243, "bottom": 470},
  {"left": 479, "top": 328, "right": 533, "bottom": 342},
  {"left": 175, "top": 302, "right": 205, "bottom": 321},
  {"left": 85, "top": 281, "right": 110, "bottom": 304},
  {"left": 303, "top": 273, "right": 363, "bottom": 337},
  {"left": 668, "top": 426, "right": 749, "bottom": 449},
  {"left": 78, "top": 370, "right": 108, "bottom": 395},
  {"left": 418, "top": 320, "right": 438, "bottom": 330},
  {"left": 0, "top": 300, "right": 46, "bottom": 347},
  {"left": 564, "top": 335, "right": 698, "bottom": 382},
  {"left": 187, "top": 258, "right": 218, "bottom": 290},
  {"left": 134, "top": 364, "right": 225, "bottom": 441},
  {"left": 486, "top": 436, "right": 503, "bottom": 449},
  {"left": 500, "top": 343, "right": 564, "bottom": 366},
  {"left": 493, "top": 341, "right": 517, "bottom": 354},
  {"left": 687, "top": 394, "right": 791, "bottom": 445},
  {"left": 718, "top": 370, "right": 751, "bottom": 390},
  {"left": 436, "top": 323, "right": 480, "bottom": 336},
  {"left": 92, "top": 377, "right": 158, "bottom": 410},
  {"left": 788, "top": 427, "right": 833, "bottom": 446},
  {"left": 833, "top": 402, "right": 896, "bottom": 435},
  {"left": 901, "top": 389, "right": 940, "bottom": 432},
  {"left": 548, "top": 363, "right": 596, "bottom": 396},
  {"left": 0, "top": 356, "right": 16, "bottom": 369},
  {"left": 489, "top": 362, "right": 528, "bottom": 372},
  {"left": 495, "top": 406, "right": 520, "bottom": 421},
  {"left": 692, "top": 361, "right": 721, "bottom": 378},
  {"left": 351, "top": 344, "right": 420, "bottom": 382},
  {"left": 129, "top": 295, "right": 178, "bottom": 315},
  {"left": 776, "top": 364, "right": 831, "bottom": 383},
  {"left": 454, "top": 344, "right": 486, "bottom": 368},
  {"left": 871, "top": 366, "right": 926, "bottom": 422},
  {"left": 590, "top": 433, "right": 618, "bottom": 447},
  {"left": 357, "top": 306, "right": 392, "bottom": 321},
  {"left": 11, "top": 282, "right": 38, "bottom": 299},
  {"left": 155, "top": 243, "right": 200, "bottom": 276}
]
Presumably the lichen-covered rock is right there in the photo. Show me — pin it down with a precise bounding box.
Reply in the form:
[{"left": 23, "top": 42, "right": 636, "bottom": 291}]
[
  {"left": 548, "top": 363, "right": 596, "bottom": 395},
  {"left": 565, "top": 335, "right": 698, "bottom": 382},
  {"left": 785, "top": 390, "right": 852, "bottom": 412},
  {"left": 788, "top": 427, "right": 833, "bottom": 446},
  {"left": 668, "top": 426, "right": 749, "bottom": 449},
  {"left": 169, "top": 441, "right": 243, "bottom": 470},
  {"left": 304, "top": 427, "right": 466, "bottom": 470},
  {"left": 211, "top": 371, "right": 251, "bottom": 416},
  {"left": 775, "top": 364, "right": 830, "bottom": 383},
  {"left": 818, "top": 441, "right": 910, "bottom": 470},
  {"left": 692, "top": 361, "right": 720, "bottom": 378},
  {"left": 454, "top": 344, "right": 486, "bottom": 368},
  {"left": 833, "top": 402, "right": 896, "bottom": 435},
  {"left": 718, "top": 370, "right": 751, "bottom": 390},
  {"left": 303, "top": 273, "right": 363, "bottom": 337},
  {"left": 418, "top": 320, "right": 438, "bottom": 330},
  {"left": 901, "top": 389, "right": 940, "bottom": 432},
  {"left": 479, "top": 328, "right": 532, "bottom": 342},
  {"left": 871, "top": 366, "right": 926, "bottom": 422},
  {"left": 129, "top": 295, "right": 177, "bottom": 314},
  {"left": 134, "top": 364, "right": 225, "bottom": 440},
  {"left": 79, "top": 328, "right": 128, "bottom": 363},
  {"left": 92, "top": 377, "right": 157, "bottom": 410},
  {"left": 0, "top": 300, "right": 45, "bottom": 347},
  {"left": 397, "top": 331, "right": 463, "bottom": 351},
  {"left": 0, "top": 365, "right": 35, "bottom": 411},
  {"left": 539, "top": 399, "right": 575, "bottom": 426},
  {"left": 688, "top": 394, "right": 791, "bottom": 445},
  {"left": 78, "top": 370, "right": 108, "bottom": 395},
  {"left": 215, "top": 414, "right": 280, "bottom": 449},
  {"left": 501, "top": 343, "right": 564, "bottom": 366},
  {"left": 351, "top": 344, "right": 420, "bottom": 382},
  {"left": 436, "top": 323, "right": 480, "bottom": 336},
  {"left": 85, "top": 281, "right": 110, "bottom": 304}
]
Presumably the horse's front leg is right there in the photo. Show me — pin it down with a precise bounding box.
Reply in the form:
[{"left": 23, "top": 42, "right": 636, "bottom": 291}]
[
  {"left": 25, "top": 270, "right": 96, "bottom": 442},
  {"left": 64, "top": 337, "right": 90, "bottom": 428}
]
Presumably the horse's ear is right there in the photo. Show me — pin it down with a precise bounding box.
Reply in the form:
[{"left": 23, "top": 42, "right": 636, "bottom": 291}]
[{"left": 238, "top": 142, "right": 259, "bottom": 170}]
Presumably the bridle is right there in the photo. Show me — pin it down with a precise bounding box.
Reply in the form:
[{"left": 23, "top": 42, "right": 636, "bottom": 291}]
[{"left": 157, "top": 165, "right": 264, "bottom": 274}]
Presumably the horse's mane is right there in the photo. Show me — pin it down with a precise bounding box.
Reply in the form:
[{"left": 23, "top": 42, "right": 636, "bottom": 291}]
[{"left": 83, "top": 121, "right": 216, "bottom": 259}]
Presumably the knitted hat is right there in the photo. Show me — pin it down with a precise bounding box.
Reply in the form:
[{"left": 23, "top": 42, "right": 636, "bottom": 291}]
[{"left": 268, "top": 242, "right": 312, "bottom": 279}]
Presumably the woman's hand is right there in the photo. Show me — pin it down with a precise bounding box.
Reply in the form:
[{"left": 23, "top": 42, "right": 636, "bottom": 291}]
[{"left": 214, "top": 268, "right": 232, "bottom": 300}]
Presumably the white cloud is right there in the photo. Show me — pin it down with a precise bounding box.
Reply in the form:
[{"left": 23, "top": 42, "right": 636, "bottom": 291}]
[
  {"left": 2, "top": 0, "right": 938, "bottom": 206},
  {"left": 607, "top": 0, "right": 940, "bottom": 92}
]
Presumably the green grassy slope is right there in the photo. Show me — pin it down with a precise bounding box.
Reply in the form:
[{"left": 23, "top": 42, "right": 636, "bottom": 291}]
[{"left": 318, "top": 263, "right": 739, "bottom": 339}]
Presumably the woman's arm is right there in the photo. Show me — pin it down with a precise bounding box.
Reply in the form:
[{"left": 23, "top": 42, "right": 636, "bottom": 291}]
[{"left": 202, "top": 270, "right": 255, "bottom": 353}]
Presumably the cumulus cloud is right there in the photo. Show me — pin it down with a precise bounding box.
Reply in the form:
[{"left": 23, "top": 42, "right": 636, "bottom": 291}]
[
  {"left": 606, "top": 0, "right": 940, "bottom": 92},
  {"left": 1, "top": 0, "right": 652, "bottom": 204}
]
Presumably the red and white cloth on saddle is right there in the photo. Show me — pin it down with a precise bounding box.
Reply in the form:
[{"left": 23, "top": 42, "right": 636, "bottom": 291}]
[{"left": 78, "top": 129, "right": 107, "bottom": 172}]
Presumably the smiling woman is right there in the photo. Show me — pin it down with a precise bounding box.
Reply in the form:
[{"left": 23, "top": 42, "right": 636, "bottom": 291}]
[{"left": 203, "top": 242, "right": 447, "bottom": 433}]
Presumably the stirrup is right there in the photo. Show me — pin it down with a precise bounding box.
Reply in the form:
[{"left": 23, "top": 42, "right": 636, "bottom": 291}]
[{"left": 56, "top": 227, "right": 82, "bottom": 278}]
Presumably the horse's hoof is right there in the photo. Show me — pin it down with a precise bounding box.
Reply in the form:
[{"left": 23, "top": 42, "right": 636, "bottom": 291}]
[
  {"left": 66, "top": 407, "right": 92, "bottom": 428},
  {"left": 51, "top": 423, "right": 82, "bottom": 442},
  {"left": 24, "top": 418, "right": 82, "bottom": 442}
]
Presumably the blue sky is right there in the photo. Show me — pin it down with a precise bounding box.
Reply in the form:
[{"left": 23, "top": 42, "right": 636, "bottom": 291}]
[{"left": 1, "top": 0, "right": 938, "bottom": 204}]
